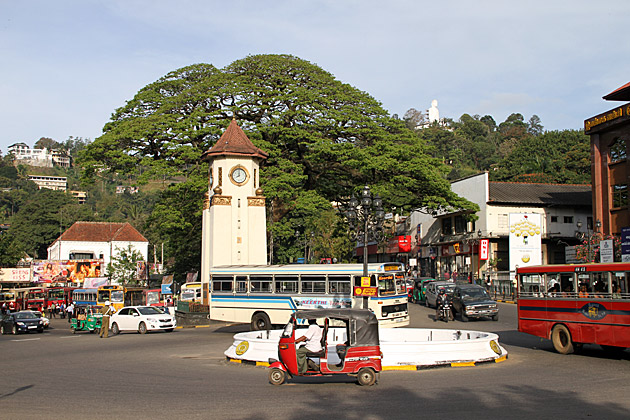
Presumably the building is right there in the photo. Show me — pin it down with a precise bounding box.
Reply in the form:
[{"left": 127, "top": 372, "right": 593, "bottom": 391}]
[
  {"left": 7, "top": 143, "right": 71, "bottom": 168},
  {"left": 585, "top": 81, "right": 630, "bottom": 236},
  {"left": 28, "top": 175, "right": 67, "bottom": 191},
  {"left": 47, "top": 222, "right": 149, "bottom": 271},
  {"left": 397, "top": 173, "right": 591, "bottom": 280}
]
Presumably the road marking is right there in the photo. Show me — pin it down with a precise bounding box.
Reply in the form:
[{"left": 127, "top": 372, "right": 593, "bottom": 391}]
[
  {"left": 60, "top": 336, "right": 80, "bottom": 339},
  {"left": 11, "top": 338, "right": 40, "bottom": 342}
]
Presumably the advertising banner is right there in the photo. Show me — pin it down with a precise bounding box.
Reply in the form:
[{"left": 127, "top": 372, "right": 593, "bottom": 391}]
[
  {"left": 398, "top": 235, "right": 411, "bottom": 252},
  {"left": 622, "top": 227, "right": 630, "bottom": 262},
  {"left": 0, "top": 268, "right": 30, "bottom": 283},
  {"left": 353, "top": 286, "right": 378, "bottom": 297},
  {"left": 508, "top": 213, "right": 542, "bottom": 272},
  {"left": 479, "top": 239, "right": 489, "bottom": 260},
  {"left": 32, "top": 260, "right": 103, "bottom": 283}
]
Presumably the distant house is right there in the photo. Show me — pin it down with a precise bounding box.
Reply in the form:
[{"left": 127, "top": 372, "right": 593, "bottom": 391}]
[
  {"left": 47, "top": 222, "right": 149, "bottom": 271},
  {"left": 7, "top": 143, "right": 71, "bottom": 168}
]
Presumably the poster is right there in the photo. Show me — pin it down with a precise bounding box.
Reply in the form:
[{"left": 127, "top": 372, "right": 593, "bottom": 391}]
[
  {"left": 508, "top": 213, "right": 542, "bottom": 272},
  {"left": 32, "top": 260, "right": 103, "bottom": 283}
]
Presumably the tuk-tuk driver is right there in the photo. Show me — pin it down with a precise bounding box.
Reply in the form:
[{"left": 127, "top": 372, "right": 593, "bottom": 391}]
[
  {"left": 99, "top": 301, "right": 115, "bottom": 338},
  {"left": 295, "top": 319, "right": 323, "bottom": 373}
]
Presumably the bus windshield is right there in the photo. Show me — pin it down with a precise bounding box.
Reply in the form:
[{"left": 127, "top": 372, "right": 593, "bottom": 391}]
[
  {"left": 111, "top": 291, "right": 124, "bottom": 303},
  {"left": 378, "top": 274, "right": 396, "bottom": 295}
]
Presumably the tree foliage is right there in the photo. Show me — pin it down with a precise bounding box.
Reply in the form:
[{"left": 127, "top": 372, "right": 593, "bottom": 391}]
[
  {"left": 107, "top": 245, "right": 145, "bottom": 285},
  {"left": 81, "top": 54, "right": 478, "bottom": 276}
]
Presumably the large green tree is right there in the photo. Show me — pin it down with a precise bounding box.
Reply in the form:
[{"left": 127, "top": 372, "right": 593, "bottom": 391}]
[{"left": 81, "top": 55, "right": 477, "bottom": 277}]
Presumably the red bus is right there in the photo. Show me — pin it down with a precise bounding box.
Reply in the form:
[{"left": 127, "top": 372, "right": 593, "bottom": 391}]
[
  {"left": 0, "top": 291, "right": 19, "bottom": 312},
  {"left": 517, "top": 262, "right": 630, "bottom": 354},
  {"left": 25, "top": 288, "right": 47, "bottom": 311},
  {"left": 46, "top": 286, "right": 76, "bottom": 307},
  {"left": 144, "top": 289, "right": 164, "bottom": 307}
]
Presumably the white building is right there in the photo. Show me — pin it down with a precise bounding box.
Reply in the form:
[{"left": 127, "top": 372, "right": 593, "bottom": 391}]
[
  {"left": 405, "top": 172, "right": 592, "bottom": 281},
  {"left": 28, "top": 175, "right": 68, "bottom": 191},
  {"left": 7, "top": 143, "right": 70, "bottom": 168},
  {"left": 47, "top": 222, "right": 149, "bottom": 272}
]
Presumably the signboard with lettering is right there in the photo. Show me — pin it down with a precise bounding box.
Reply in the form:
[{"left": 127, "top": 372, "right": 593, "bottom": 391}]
[
  {"left": 353, "top": 286, "right": 378, "bottom": 297},
  {"left": 600, "top": 239, "right": 614, "bottom": 263},
  {"left": 622, "top": 227, "right": 630, "bottom": 262},
  {"left": 479, "top": 239, "right": 489, "bottom": 260},
  {"left": 508, "top": 213, "right": 542, "bottom": 272}
]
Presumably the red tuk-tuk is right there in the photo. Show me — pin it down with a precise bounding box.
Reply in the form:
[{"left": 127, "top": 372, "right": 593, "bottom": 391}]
[{"left": 268, "top": 309, "right": 382, "bottom": 386}]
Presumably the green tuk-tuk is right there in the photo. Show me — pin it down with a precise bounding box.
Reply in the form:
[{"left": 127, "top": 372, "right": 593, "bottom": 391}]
[
  {"left": 410, "top": 277, "right": 435, "bottom": 304},
  {"left": 70, "top": 304, "right": 103, "bottom": 333}
]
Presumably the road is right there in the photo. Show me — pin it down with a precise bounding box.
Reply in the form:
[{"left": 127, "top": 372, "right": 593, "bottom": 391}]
[{"left": 2, "top": 303, "right": 629, "bottom": 419}]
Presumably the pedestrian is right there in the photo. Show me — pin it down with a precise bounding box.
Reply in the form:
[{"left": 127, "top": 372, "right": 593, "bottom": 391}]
[
  {"left": 51, "top": 302, "right": 56, "bottom": 318},
  {"left": 66, "top": 302, "right": 74, "bottom": 323},
  {"left": 59, "top": 302, "right": 65, "bottom": 319},
  {"left": 99, "top": 300, "right": 115, "bottom": 338}
]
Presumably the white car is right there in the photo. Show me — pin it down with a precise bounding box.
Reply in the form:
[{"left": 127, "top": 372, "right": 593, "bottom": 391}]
[{"left": 110, "top": 306, "right": 176, "bottom": 335}]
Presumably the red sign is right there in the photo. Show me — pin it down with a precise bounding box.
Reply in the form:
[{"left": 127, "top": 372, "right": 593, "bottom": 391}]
[
  {"left": 479, "top": 239, "right": 489, "bottom": 260},
  {"left": 353, "top": 286, "right": 378, "bottom": 297},
  {"left": 398, "top": 235, "right": 411, "bottom": 252}
]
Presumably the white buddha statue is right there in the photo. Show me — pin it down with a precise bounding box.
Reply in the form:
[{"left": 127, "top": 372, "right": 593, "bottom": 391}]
[{"left": 428, "top": 99, "right": 439, "bottom": 123}]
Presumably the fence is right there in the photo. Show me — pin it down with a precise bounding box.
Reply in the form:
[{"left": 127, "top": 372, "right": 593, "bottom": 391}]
[{"left": 486, "top": 271, "right": 516, "bottom": 302}]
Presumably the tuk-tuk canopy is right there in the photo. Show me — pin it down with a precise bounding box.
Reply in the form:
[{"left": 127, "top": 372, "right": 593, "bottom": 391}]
[{"left": 293, "top": 309, "right": 379, "bottom": 347}]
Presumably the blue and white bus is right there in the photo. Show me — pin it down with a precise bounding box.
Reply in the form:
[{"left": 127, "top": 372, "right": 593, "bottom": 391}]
[
  {"left": 72, "top": 288, "right": 98, "bottom": 306},
  {"left": 209, "top": 263, "right": 409, "bottom": 330}
]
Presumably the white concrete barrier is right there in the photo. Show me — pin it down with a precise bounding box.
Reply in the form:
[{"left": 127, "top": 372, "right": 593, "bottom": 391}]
[{"left": 225, "top": 327, "right": 507, "bottom": 369}]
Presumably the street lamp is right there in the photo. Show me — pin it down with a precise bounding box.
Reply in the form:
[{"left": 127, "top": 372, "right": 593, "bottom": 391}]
[
  {"left": 576, "top": 219, "right": 601, "bottom": 262},
  {"left": 345, "top": 186, "right": 385, "bottom": 307}
]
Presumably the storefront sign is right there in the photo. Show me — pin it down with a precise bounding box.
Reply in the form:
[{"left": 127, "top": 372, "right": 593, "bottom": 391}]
[
  {"left": 0, "top": 268, "right": 30, "bottom": 283},
  {"left": 621, "top": 227, "right": 630, "bottom": 262},
  {"left": 479, "top": 239, "right": 489, "bottom": 260},
  {"left": 585, "top": 105, "right": 630, "bottom": 133},
  {"left": 398, "top": 235, "right": 411, "bottom": 252},
  {"left": 353, "top": 286, "right": 378, "bottom": 297}
]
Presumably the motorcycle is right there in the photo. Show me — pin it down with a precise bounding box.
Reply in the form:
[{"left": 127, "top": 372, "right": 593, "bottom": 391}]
[{"left": 435, "top": 299, "right": 455, "bottom": 322}]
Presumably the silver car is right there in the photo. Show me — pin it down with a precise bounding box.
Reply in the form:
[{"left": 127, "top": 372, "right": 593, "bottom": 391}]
[{"left": 425, "top": 281, "right": 456, "bottom": 308}]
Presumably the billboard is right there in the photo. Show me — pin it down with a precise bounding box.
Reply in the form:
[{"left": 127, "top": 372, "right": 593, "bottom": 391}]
[
  {"left": 32, "top": 260, "right": 103, "bottom": 284},
  {"left": 509, "top": 213, "right": 542, "bottom": 272}
]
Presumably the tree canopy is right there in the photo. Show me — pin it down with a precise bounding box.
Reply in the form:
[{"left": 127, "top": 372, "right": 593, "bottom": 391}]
[{"left": 81, "top": 54, "right": 478, "bottom": 276}]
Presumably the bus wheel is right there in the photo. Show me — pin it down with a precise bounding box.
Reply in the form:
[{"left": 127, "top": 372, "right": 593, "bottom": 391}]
[
  {"left": 251, "top": 312, "right": 271, "bottom": 331},
  {"left": 357, "top": 368, "right": 377, "bottom": 386},
  {"left": 269, "top": 368, "right": 286, "bottom": 386},
  {"left": 551, "top": 324, "right": 574, "bottom": 354}
]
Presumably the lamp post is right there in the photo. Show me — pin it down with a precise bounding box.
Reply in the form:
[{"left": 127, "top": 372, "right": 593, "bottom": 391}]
[
  {"left": 345, "top": 186, "right": 385, "bottom": 308},
  {"left": 576, "top": 219, "right": 601, "bottom": 262}
]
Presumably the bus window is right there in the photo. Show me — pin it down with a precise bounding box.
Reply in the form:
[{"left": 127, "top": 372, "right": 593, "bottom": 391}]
[
  {"left": 577, "top": 273, "right": 592, "bottom": 293},
  {"left": 378, "top": 274, "right": 396, "bottom": 295},
  {"left": 236, "top": 276, "right": 248, "bottom": 293},
  {"left": 250, "top": 275, "right": 272, "bottom": 293},
  {"left": 301, "top": 275, "right": 325, "bottom": 294},
  {"left": 520, "top": 274, "right": 543, "bottom": 296},
  {"left": 329, "top": 275, "right": 350, "bottom": 295},
  {"left": 560, "top": 273, "right": 574, "bottom": 295},
  {"left": 98, "top": 290, "right": 110, "bottom": 303},
  {"left": 212, "top": 276, "right": 233, "bottom": 292},
  {"left": 276, "top": 275, "right": 298, "bottom": 294},
  {"left": 613, "top": 272, "right": 629, "bottom": 297},
  {"left": 111, "top": 290, "right": 124, "bottom": 304}
]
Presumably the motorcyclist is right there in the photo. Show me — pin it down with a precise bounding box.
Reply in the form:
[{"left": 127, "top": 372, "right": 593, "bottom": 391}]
[{"left": 435, "top": 288, "right": 451, "bottom": 321}]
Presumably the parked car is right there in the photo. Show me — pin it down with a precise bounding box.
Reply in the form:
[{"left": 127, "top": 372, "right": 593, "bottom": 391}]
[
  {"left": 1, "top": 311, "right": 45, "bottom": 334},
  {"left": 425, "top": 281, "right": 456, "bottom": 308},
  {"left": 451, "top": 284, "right": 499, "bottom": 321},
  {"left": 110, "top": 305, "right": 176, "bottom": 335}
]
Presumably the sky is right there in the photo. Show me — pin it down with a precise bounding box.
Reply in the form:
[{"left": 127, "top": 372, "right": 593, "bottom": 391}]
[{"left": 1, "top": 0, "right": 629, "bottom": 152}]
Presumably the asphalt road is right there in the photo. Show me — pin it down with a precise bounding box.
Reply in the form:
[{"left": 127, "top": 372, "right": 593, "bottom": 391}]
[{"left": 2, "top": 303, "right": 629, "bottom": 420}]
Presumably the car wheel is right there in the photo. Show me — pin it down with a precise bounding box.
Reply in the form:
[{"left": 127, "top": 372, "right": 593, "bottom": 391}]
[
  {"left": 551, "top": 324, "right": 574, "bottom": 354},
  {"left": 425, "top": 298, "right": 430, "bottom": 308},
  {"left": 461, "top": 312, "right": 469, "bottom": 322},
  {"left": 491, "top": 314, "right": 499, "bottom": 322},
  {"left": 269, "top": 368, "right": 287, "bottom": 386},
  {"left": 251, "top": 312, "right": 271, "bottom": 331},
  {"left": 138, "top": 322, "right": 147, "bottom": 334},
  {"left": 357, "top": 367, "right": 377, "bottom": 386},
  {"left": 12, "top": 325, "right": 17, "bottom": 335},
  {"left": 111, "top": 322, "right": 120, "bottom": 335}
]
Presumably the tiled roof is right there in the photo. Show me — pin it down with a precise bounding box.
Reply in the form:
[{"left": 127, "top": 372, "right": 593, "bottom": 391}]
[
  {"left": 489, "top": 182, "right": 592, "bottom": 206},
  {"left": 202, "top": 119, "right": 268, "bottom": 160},
  {"left": 53, "top": 222, "right": 148, "bottom": 244},
  {"left": 603, "top": 82, "right": 630, "bottom": 101}
]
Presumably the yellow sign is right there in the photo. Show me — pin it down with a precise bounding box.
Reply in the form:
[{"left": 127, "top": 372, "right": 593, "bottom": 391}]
[
  {"left": 585, "top": 105, "right": 629, "bottom": 132},
  {"left": 361, "top": 276, "right": 371, "bottom": 287},
  {"left": 353, "top": 286, "right": 378, "bottom": 297}
]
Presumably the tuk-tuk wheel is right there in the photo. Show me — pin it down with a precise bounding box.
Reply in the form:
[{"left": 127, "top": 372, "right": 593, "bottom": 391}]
[
  {"left": 269, "top": 368, "right": 287, "bottom": 386},
  {"left": 71, "top": 327, "right": 76, "bottom": 334},
  {"left": 357, "top": 368, "right": 377, "bottom": 386}
]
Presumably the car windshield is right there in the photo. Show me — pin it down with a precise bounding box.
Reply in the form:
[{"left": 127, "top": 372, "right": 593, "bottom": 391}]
[
  {"left": 16, "top": 312, "right": 39, "bottom": 320},
  {"left": 137, "top": 307, "right": 164, "bottom": 315},
  {"left": 461, "top": 288, "right": 490, "bottom": 299},
  {"left": 438, "top": 285, "right": 455, "bottom": 294}
]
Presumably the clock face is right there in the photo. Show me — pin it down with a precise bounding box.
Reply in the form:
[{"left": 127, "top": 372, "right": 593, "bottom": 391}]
[{"left": 230, "top": 166, "right": 248, "bottom": 185}]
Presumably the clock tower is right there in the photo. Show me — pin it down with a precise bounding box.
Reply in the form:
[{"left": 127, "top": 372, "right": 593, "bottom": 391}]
[{"left": 200, "top": 119, "right": 268, "bottom": 302}]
